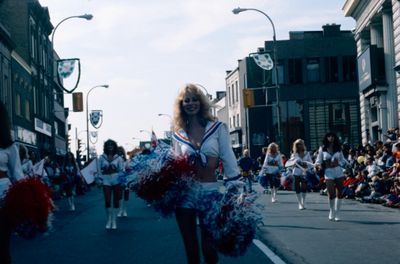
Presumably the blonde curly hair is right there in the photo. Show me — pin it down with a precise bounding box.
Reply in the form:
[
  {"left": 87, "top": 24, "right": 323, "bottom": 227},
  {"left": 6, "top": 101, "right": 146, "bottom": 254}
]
[{"left": 172, "top": 83, "right": 216, "bottom": 131}]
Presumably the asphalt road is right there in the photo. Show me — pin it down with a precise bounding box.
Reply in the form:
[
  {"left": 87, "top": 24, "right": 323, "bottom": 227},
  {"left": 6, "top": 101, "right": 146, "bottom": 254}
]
[{"left": 10, "top": 186, "right": 271, "bottom": 264}]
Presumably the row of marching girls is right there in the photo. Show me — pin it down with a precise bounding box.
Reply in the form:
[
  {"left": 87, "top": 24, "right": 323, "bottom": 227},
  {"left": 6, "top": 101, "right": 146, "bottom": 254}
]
[
  {"left": 0, "top": 102, "right": 54, "bottom": 264},
  {"left": 258, "top": 133, "right": 348, "bottom": 222},
  {"left": 288, "top": 133, "right": 348, "bottom": 221}
]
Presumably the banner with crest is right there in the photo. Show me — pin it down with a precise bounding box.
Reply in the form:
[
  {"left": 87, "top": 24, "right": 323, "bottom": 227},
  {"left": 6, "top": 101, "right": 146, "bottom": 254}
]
[
  {"left": 57, "top": 58, "right": 81, "bottom": 93},
  {"left": 90, "top": 110, "right": 103, "bottom": 129}
]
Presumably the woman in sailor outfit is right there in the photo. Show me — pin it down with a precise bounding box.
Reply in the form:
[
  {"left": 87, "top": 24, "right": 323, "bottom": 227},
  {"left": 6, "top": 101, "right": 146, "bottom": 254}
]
[
  {"left": 259, "top": 142, "right": 284, "bottom": 203},
  {"left": 62, "top": 152, "right": 80, "bottom": 211},
  {"left": 19, "top": 144, "right": 33, "bottom": 177},
  {"left": 290, "top": 139, "right": 313, "bottom": 210},
  {"left": 0, "top": 102, "right": 25, "bottom": 263},
  {"left": 315, "top": 132, "right": 348, "bottom": 221},
  {"left": 172, "top": 83, "right": 241, "bottom": 264},
  {"left": 98, "top": 139, "right": 124, "bottom": 229}
]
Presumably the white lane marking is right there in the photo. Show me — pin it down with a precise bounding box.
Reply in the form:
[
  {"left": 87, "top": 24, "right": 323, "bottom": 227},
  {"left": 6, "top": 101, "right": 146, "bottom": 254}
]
[{"left": 253, "top": 239, "right": 286, "bottom": 264}]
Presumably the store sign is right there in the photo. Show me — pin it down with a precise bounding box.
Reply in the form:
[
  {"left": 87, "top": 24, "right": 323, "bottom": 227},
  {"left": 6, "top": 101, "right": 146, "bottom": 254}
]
[
  {"left": 357, "top": 47, "right": 372, "bottom": 92},
  {"left": 16, "top": 126, "right": 37, "bottom": 145},
  {"left": 34, "top": 118, "right": 52, "bottom": 137}
]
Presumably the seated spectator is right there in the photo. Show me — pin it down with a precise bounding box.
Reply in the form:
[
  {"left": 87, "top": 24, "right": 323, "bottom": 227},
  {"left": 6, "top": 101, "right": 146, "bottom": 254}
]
[
  {"left": 355, "top": 170, "right": 370, "bottom": 198},
  {"left": 342, "top": 171, "right": 359, "bottom": 199}
]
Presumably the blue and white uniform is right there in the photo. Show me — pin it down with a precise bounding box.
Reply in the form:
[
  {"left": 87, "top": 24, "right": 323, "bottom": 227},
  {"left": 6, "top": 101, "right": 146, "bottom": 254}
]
[
  {"left": 0, "top": 143, "right": 24, "bottom": 201},
  {"left": 315, "top": 147, "right": 348, "bottom": 180},
  {"left": 173, "top": 121, "right": 240, "bottom": 208},
  {"left": 290, "top": 152, "right": 313, "bottom": 177},
  {"left": 98, "top": 154, "right": 124, "bottom": 186}
]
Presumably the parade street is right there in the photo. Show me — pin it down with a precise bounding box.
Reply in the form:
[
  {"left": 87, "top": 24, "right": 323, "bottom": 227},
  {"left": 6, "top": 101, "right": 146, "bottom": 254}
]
[{"left": 11, "top": 183, "right": 400, "bottom": 264}]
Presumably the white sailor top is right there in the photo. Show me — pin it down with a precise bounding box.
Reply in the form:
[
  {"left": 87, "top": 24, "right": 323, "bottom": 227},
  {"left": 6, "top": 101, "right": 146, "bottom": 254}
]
[
  {"left": 290, "top": 152, "right": 313, "bottom": 176},
  {"left": 0, "top": 143, "right": 24, "bottom": 200},
  {"left": 21, "top": 158, "right": 33, "bottom": 177},
  {"left": 173, "top": 121, "right": 240, "bottom": 179},
  {"left": 259, "top": 153, "right": 284, "bottom": 175},
  {"left": 98, "top": 154, "right": 124, "bottom": 177},
  {"left": 315, "top": 147, "right": 348, "bottom": 178}
]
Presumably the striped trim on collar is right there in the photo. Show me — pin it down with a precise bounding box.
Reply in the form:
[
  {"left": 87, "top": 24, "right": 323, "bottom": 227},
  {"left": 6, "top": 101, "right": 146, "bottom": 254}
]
[{"left": 173, "top": 121, "right": 222, "bottom": 150}]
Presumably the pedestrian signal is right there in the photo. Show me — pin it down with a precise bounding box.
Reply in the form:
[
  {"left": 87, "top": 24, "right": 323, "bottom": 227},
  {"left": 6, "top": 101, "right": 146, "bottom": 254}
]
[
  {"left": 72, "top": 92, "right": 83, "bottom": 112},
  {"left": 243, "top": 89, "right": 255, "bottom": 108}
]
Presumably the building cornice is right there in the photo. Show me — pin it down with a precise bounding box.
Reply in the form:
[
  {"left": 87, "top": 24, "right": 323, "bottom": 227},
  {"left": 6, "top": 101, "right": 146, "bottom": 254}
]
[
  {"left": 11, "top": 51, "right": 32, "bottom": 74},
  {"left": 343, "top": 0, "right": 360, "bottom": 17}
]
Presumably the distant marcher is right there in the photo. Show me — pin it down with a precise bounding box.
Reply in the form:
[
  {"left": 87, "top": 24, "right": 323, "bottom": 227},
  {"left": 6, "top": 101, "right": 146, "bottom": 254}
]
[
  {"left": 98, "top": 139, "right": 124, "bottom": 229},
  {"left": 315, "top": 132, "right": 348, "bottom": 221},
  {"left": 289, "top": 139, "right": 313, "bottom": 210},
  {"left": 117, "top": 146, "right": 129, "bottom": 217},
  {"left": 259, "top": 142, "right": 284, "bottom": 203}
]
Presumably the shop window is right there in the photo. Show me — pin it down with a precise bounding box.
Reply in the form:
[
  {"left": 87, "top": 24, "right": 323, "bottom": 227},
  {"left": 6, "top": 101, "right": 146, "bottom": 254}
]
[
  {"left": 288, "top": 58, "right": 303, "bottom": 84},
  {"left": 324, "top": 56, "right": 338, "bottom": 82},
  {"left": 342, "top": 56, "right": 356, "bottom": 81},
  {"left": 306, "top": 58, "right": 320, "bottom": 83}
]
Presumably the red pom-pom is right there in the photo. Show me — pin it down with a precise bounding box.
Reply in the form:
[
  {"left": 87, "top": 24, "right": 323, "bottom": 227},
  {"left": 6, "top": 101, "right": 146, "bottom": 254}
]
[
  {"left": 3, "top": 177, "right": 55, "bottom": 232},
  {"left": 134, "top": 157, "right": 194, "bottom": 202}
]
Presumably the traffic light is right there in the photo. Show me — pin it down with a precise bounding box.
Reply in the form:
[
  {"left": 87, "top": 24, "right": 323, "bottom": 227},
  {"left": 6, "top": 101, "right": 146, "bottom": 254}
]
[
  {"left": 76, "top": 139, "right": 83, "bottom": 162},
  {"left": 67, "top": 134, "right": 72, "bottom": 151},
  {"left": 72, "top": 92, "right": 83, "bottom": 112},
  {"left": 243, "top": 89, "right": 255, "bottom": 108}
]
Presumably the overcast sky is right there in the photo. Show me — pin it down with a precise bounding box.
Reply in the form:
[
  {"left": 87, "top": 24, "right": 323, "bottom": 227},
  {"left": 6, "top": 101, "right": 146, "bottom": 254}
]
[{"left": 38, "top": 0, "right": 355, "bottom": 154}]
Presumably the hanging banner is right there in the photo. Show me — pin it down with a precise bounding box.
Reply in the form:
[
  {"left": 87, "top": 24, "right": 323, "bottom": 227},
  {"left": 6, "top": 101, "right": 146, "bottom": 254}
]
[
  {"left": 250, "top": 52, "right": 274, "bottom": 71},
  {"left": 89, "top": 131, "right": 98, "bottom": 144},
  {"left": 56, "top": 58, "right": 81, "bottom": 93},
  {"left": 90, "top": 110, "right": 103, "bottom": 129}
]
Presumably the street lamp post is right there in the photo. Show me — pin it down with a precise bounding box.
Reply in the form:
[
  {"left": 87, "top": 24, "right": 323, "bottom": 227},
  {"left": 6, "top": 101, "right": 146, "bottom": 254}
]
[
  {"left": 51, "top": 14, "right": 93, "bottom": 47},
  {"left": 86, "top": 84, "right": 109, "bottom": 160},
  {"left": 232, "top": 7, "right": 282, "bottom": 148},
  {"left": 194, "top": 83, "right": 212, "bottom": 100}
]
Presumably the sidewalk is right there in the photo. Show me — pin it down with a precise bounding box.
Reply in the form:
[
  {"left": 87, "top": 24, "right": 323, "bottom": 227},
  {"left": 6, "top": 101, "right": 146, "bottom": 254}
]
[{"left": 253, "top": 183, "right": 400, "bottom": 264}]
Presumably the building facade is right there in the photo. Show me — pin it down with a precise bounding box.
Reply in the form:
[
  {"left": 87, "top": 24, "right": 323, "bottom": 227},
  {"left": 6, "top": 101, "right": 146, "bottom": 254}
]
[
  {"left": 0, "top": 0, "right": 67, "bottom": 157},
  {"left": 343, "top": 0, "right": 399, "bottom": 144},
  {"left": 227, "top": 24, "right": 361, "bottom": 157}
]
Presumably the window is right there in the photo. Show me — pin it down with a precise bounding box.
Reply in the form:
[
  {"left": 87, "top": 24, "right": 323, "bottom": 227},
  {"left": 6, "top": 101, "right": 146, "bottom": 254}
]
[
  {"left": 231, "top": 84, "right": 235, "bottom": 104},
  {"left": 342, "top": 56, "right": 356, "bottom": 81},
  {"left": 16, "top": 93, "right": 21, "bottom": 116},
  {"left": 288, "top": 58, "right": 303, "bottom": 84},
  {"left": 233, "top": 116, "right": 236, "bottom": 128},
  {"left": 228, "top": 85, "right": 232, "bottom": 106},
  {"left": 33, "top": 86, "right": 38, "bottom": 115},
  {"left": 54, "top": 121, "right": 59, "bottom": 136},
  {"left": 306, "top": 58, "right": 320, "bottom": 83},
  {"left": 235, "top": 81, "right": 239, "bottom": 103},
  {"left": 236, "top": 114, "right": 240, "bottom": 127},
  {"left": 324, "top": 57, "right": 338, "bottom": 82},
  {"left": 272, "top": 60, "right": 285, "bottom": 85},
  {"left": 25, "top": 99, "right": 30, "bottom": 120}
]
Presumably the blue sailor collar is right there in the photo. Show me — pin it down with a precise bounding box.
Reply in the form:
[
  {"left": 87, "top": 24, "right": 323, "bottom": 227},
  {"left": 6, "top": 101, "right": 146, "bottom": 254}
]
[{"left": 173, "top": 121, "right": 222, "bottom": 167}]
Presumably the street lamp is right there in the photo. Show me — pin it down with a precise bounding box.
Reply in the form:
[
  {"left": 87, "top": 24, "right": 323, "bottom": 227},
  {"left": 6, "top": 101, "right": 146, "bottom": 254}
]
[
  {"left": 194, "top": 83, "right": 212, "bottom": 100},
  {"left": 232, "top": 7, "right": 282, "bottom": 147},
  {"left": 51, "top": 14, "right": 93, "bottom": 47},
  {"left": 86, "top": 84, "right": 109, "bottom": 160}
]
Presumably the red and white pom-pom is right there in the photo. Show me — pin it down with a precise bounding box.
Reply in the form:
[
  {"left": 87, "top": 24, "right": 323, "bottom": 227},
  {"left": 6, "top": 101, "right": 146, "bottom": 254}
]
[{"left": 3, "top": 177, "right": 55, "bottom": 237}]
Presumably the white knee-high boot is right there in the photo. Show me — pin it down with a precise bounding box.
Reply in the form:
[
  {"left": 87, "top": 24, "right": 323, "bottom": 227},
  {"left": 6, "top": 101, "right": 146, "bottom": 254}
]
[
  {"left": 335, "top": 198, "right": 342, "bottom": 222},
  {"left": 111, "top": 208, "right": 118, "bottom": 229},
  {"left": 122, "top": 200, "right": 128, "bottom": 217},
  {"left": 296, "top": 193, "right": 304, "bottom": 210},
  {"left": 301, "top": 192, "right": 306, "bottom": 209},
  {"left": 328, "top": 199, "right": 335, "bottom": 221},
  {"left": 117, "top": 201, "right": 124, "bottom": 217},
  {"left": 105, "top": 208, "right": 112, "bottom": 229},
  {"left": 271, "top": 187, "right": 277, "bottom": 203}
]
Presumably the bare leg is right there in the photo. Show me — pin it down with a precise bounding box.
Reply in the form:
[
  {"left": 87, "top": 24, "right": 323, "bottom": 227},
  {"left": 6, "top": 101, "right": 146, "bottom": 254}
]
[
  {"left": 175, "top": 208, "right": 200, "bottom": 264},
  {"left": 200, "top": 226, "right": 218, "bottom": 264}
]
